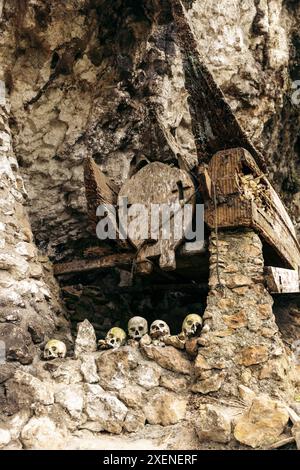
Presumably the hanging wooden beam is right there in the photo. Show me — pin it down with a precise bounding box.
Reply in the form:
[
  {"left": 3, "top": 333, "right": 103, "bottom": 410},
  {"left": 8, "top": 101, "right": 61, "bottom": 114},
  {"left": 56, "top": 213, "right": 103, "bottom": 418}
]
[
  {"left": 84, "top": 156, "right": 118, "bottom": 232},
  {"left": 53, "top": 253, "right": 134, "bottom": 276}
]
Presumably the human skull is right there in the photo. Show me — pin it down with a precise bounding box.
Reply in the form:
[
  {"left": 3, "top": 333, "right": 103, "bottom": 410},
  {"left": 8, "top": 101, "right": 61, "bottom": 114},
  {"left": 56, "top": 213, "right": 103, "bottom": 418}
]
[
  {"left": 128, "top": 316, "right": 148, "bottom": 340},
  {"left": 44, "top": 339, "right": 67, "bottom": 360},
  {"left": 150, "top": 320, "right": 170, "bottom": 340},
  {"left": 182, "top": 314, "right": 202, "bottom": 338},
  {"left": 105, "top": 327, "right": 126, "bottom": 349}
]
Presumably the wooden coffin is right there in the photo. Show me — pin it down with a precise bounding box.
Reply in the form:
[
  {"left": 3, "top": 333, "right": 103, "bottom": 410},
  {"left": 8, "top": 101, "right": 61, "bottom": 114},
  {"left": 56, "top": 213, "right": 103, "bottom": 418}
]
[{"left": 203, "top": 148, "right": 300, "bottom": 270}]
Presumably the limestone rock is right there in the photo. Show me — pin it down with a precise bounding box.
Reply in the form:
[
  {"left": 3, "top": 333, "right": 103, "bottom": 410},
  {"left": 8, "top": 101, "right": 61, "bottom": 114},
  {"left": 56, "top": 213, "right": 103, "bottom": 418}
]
[
  {"left": 141, "top": 344, "right": 192, "bottom": 375},
  {"left": 21, "top": 416, "right": 67, "bottom": 450},
  {"left": 223, "top": 311, "right": 247, "bottom": 329},
  {"left": 0, "top": 324, "right": 33, "bottom": 364},
  {"left": 159, "top": 372, "right": 189, "bottom": 392},
  {"left": 0, "top": 363, "right": 17, "bottom": 383},
  {"left": 7, "top": 409, "right": 31, "bottom": 440},
  {"left": 292, "top": 422, "right": 300, "bottom": 450},
  {"left": 6, "top": 370, "right": 54, "bottom": 409},
  {"left": 96, "top": 347, "right": 139, "bottom": 391},
  {"left": 49, "top": 359, "right": 83, "bottom": 384},
  {"left": 133, "top": 363, "right": 161, "bottom": 390},
  {"left": 191, "top": 371, "right": 226, "bottom": 394},
  {"left": 144, "top": 389, "right": 187, "bottom": 426},
  {"left": 74, "top": 320, "right": 97, "bottom": 357},
  {"left": 118, "top": 385, "right": 144, "bottom": 408},
  {"left": 123, "top": 409, "right": 146, "bottom": 433},
  {"left": 194, "top": 404, "right": 232, "bottom": 444},
  {"left": 237, "top": 345, "right": 269, "bottom": 366},
  {"left": 238, "top": 385, "right": 256, "bottom": 405},
  {"left": 2, "top": 439, "right": 23, "bottom": 450},
  {"left": 0, "top": 428, "right": 11, "bottom": 448},
  {"left": 234, "top": 396, "right": 289, "bottom": 448},
  {"left": 54, "top": 384, "right": 84, "bottom": 419},
  {"left": 85, "top": 384, "right": 128, "bottom": 434},
  {"left": 80, "top": 355, "right": 99, "bottom": 383}
]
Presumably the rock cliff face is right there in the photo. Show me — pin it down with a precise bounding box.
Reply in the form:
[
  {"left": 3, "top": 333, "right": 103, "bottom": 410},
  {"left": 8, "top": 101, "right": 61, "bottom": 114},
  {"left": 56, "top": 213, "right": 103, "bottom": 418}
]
[
  {"left": 0, "top": 0, "right": 300, "bottom": 450},
  {"left": 1, "top": 0, "right": 300, "bottom": 253}
]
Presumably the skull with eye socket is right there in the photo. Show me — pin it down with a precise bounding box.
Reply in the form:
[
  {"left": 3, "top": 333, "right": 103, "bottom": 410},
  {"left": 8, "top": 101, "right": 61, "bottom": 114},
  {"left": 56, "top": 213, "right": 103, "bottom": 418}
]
[
  {"left": 44, "top": 339, "right": 67, "bottom": 360},
  {"left": 128, "top": 316, "right": 148, "bottom": 341},
  {"left": 105, "top": 327, "right": 126, "bottom": 349},
  {"left": 149, "top": 320, "right": 170, "bottom": 340},
  {"left": 182, "top": 313, "right": 203, "bottom": 338}
]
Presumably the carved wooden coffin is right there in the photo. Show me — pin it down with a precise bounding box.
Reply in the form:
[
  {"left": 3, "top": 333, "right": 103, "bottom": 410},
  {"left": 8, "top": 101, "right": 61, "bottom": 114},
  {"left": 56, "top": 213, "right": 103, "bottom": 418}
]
[
  {"left": 203, "top": 148, "right": 300, "bottom": 270},
  {"left": 118, "top": 162, "right": 196, "bottom": 272}
]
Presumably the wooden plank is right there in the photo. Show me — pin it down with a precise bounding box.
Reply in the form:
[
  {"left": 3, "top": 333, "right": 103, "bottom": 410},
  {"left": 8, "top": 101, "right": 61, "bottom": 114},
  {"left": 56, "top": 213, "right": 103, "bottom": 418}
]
[
  {"left": 197, "top": 165, "right": 212, "bottom": 200},
  {"left": 264, "top": 267, "right": 299, "bottom": 293},
  {"left": 53, "top": 253, "right": 134, "bottom": 276},
  {"left": 84, "top": 156, "right": 118, "bottom": 232}
]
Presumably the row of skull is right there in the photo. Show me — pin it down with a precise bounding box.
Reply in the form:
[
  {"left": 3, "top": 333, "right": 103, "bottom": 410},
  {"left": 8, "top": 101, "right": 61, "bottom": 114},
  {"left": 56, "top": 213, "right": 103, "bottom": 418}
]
[
  {"left": 105, "top": 314, "right": 202, "bottom": 349},
  {"left": 44, "top": 314, "right": 203, "bottom": 359}
]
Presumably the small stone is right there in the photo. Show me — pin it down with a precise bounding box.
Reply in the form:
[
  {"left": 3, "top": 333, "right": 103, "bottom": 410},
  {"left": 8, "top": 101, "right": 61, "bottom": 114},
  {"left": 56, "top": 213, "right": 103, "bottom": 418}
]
[
  {"left": 8, "top": 409, "right": 31, "bottom": 440},
  {"left": 237, "top": 346, "right": 269, "bottom": 366},
  {"left": 0, "top": 428, "right": 11, "bottom": 448},
  {"left": 223, "top": 311, "right": 247, "bottom": 329},
  {"left": 292, "top": 422, "right": 300, "bottom": 450},
  {"left": 118, "top": 385, "right": 144, "bottom": 408},
  {"left": 144, "top": 389, "right": 187, "bottom": 426},
  {"left": 224, "top": 264, "right": 239, "bottom": 273},
  {"left": 259, "top": 358, "right": 287, "bottom": 381},
  {"left": 234, "top": 396, "right": 289, "bottom": 448},
  {"left": 257, "top": 304, "right": 272, "bottom": 319},
  {"left": 50, "top": 360, "right": 83, "bottom": 384},
  {"left": 85, "top": 384, "right": 128, "bottom": 434},
  {"left": 15, "top": 242, "right": 36, "bottom": 260},
  {"left": 227, "top": 274, "right": 252, "bottom": 289},
  {"left": 6, "top": 370, "right": 54, "bottom": 408},
  {"left": 238, "top": 385, "right": 256, "bottom": 405},
  {"left": 54, "top": 384, "right": 84, "bottom": 419},
  {"left": 134, "top": 363, "right": 161, "bottom": 390},
  {"left": 194, "top": 404, "right": 232, "bottom": 443},
  {"left": 74, "top": 320, "right": 97, "bottom": 357},
  {"left": 29, "top": 263, "right": 43, "bottom": 279},
  {"left": 2, "top": 439, "right": 23, "bottom": 450},
  {"left": 185, "top": 337, "right": 199, "bottom": 358},
  {"left": 194, "top": 354, "right": 211, "bottom": 374},
  {"left": 96, "top": 347, "right": 139, "bottom": 391},
  {"left": 79, "top": 421, "right": 104, "bottom": 432},
  {"left": 191, "top": 371, "right": 226, "bottom": 394},
  {"left": 231, "top": 286, "right": 249, "bottom": 295},
  {"left": 80, "top": 355, "right": 99, "bottom": 383},
  {"left": 159, "top": 373, "right": 188, "bottom": 392},
  {"left": 0, "top": 323, "right": 33, "bottom": 364},
  {"left": 218, "top": 298, "right": 235, "bottom": 310},
  {"left": 123, "top": 409, "right": 145, "bottom": 433},
  {"left": 141, "top": 344, "right": 192, "bottom": 375},
  {"left": 21, "top": 416, "right": 67, "bottom": 450}
]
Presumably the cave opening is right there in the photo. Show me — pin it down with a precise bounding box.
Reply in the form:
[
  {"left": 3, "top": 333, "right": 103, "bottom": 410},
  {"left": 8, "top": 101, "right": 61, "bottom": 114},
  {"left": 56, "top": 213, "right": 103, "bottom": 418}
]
[{"left": 58, "top": 262, "right": 209, "bottom": 342}]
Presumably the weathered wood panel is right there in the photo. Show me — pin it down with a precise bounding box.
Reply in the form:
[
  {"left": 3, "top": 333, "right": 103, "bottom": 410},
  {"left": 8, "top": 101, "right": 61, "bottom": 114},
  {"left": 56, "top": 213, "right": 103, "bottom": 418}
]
[
  {"left": 118, "top": 162, "right": 195, "bottom": 271},
  {"left": 204, "top": 148, "right": 300, "bottom": 270},
  {"left": 265, "top": 267, "right": 299, "bottom": 293}
]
